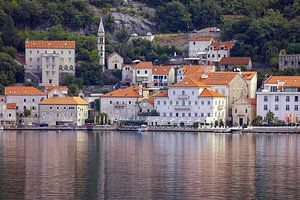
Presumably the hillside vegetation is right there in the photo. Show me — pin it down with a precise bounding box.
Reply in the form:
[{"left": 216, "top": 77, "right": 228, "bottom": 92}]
[{"left": 0, "top": 0, "right": 299, "bottom": 91}]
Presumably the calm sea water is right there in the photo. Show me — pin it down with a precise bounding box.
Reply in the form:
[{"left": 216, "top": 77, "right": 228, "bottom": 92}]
[{"left": 0, "top": 131, "right": 299, "bottom": 200}]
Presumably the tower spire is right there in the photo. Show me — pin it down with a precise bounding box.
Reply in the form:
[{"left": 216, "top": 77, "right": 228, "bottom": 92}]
[{"left": 97, "top": 18, "right": 105, "bottom": 68}]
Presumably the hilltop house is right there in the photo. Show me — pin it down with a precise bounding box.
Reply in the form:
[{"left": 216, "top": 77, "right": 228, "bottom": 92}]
[
  {"left": 206, "top": 41, "right": 234, "bottom": 65},
  {"left": 25, "top": 40, "right": 76, "bottom": 86},
  {"left": 152, "top": 65, "right": 175, "bottom": 87},
  {"left": 107, "top": 52, "right": 123, "bottom": 70},
  {"left": 219, "top": 57, "right": 252, "bottom": 71}
]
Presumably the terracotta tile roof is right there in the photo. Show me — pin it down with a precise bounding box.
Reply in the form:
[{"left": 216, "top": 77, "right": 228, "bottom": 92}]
[
  {"left": 25, "top": 40, "right": 76, "bottom": 49},
  {"left": 180, "top": 65, "right": 214, "bottom": 77},
  {"left": 44, "top": 86, "right": 68, "bottom": 91},
  {"left": 199, "top": 88, "right": 225, "bottom": 97},
  {"left": 189, "top": 37, "right": 214, "bottom": 41},
  {"left": 155, "top": 90, "right": 168, "bottom": 97},
  {"left": 173, "top": 77, "right": 208, "bottom": 87},
  {"left": 146, "top": 97, "right": 154, "bottom": 105},
  {"left": 219, "top": 57, "right": 251, "bottom": 65},
  {"left": 6, "top": 103, "right": 16, "bottom": 110},
  {"left": 210, "top": 41, "right": 234, "bottom": 50},
  {"left": 198, "top": 72, "right": 238, "bottom": 85},
  {"left": 246, "top": 98, "right": 256, "bottom": 105},
  {"left": 153, "top": 65, "right": 173, "bottom": 75},
  {"left": 241, "top": 72, "right": 257, "bottom": 80},
  {"left": 101, "top": 86, "right": 141, "bottom": 98},
  {"left": 265, "top": 76, "right": 300, "bottom": 88},
  {"left": 5, "top": 86, "right": 46, "bottom": 96},
  {"left": 132, "top": 61, "right": 153, "bottom": 69},
  {"left": 39, "top": 97, "right": 88, "bottom": 105}
]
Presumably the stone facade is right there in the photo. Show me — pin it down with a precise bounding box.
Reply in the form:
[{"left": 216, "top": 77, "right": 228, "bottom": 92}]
[
  {"left": 232, "top": 98, "right": 256, "bottom": 126},
  {"left": 25, "top": 40, "right": 75, "bottom": 86},
  {"left": 107, "top": 52, "right": 123, "bottom": 70},
  {"left": 279, "top": 54, "right": 300, "bottom": 70}
]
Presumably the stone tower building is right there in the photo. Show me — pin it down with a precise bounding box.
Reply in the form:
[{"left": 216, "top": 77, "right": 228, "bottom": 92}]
[{"left": 97, "top": 18, "right": 105, "bottom": 68}]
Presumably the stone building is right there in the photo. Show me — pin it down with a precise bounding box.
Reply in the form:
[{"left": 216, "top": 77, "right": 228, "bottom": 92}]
[
  {"left": 279, "top": 54, "right": 300, "bottom": 70},
  {"left": 107, "top": 52, "right": 123, "bottom": 70},
  {"left": 97, "top": 19, "right": 105, "bottom": 67},
  {"left": 0, "top": 102, "right": 17, "bottom": 126},
  {"left": 232, "top": 98, "right": 256, "bottom": 126},
  {"left": 39, "top": 97, "right": 88, "bottom": 126},
  {"left": 25, "top": 40, "right": 76, "bottom": 86}
]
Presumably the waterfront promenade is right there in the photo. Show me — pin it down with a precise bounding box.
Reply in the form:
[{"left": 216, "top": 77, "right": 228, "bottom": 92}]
[{"left": 4, "top": 125, "right": 300, "bottom": 134}]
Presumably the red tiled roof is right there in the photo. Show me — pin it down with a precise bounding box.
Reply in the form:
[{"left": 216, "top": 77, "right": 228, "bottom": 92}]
[
  {"left": 210, "top": 41, "right": 234, "bottom": 50},
  {"left": 44, "top": 86, "right": 68, "bottom": 92},
  {"left": 5, "top": 86, "right": 46, "bottom": 96},
  {"left": 152, "top": 65, "right": 173, "bottom": 75},
  {"left": 198, "top": 72, "right": 239, "bottom": 85},
  {"left": 155, "top": 90, "right": 168, "bottom": 97},
  {"left": 246, "top": 98, "right": 256, "bottom": 105},
  {"left": 39, "top": 97, "right": 87, "bottom": 105},
  {"left": 25, "top": 40, "right": 76, "bottom": 49},
  {"left": 101, "top": 86, "right": 142, "bottom": 98},
  {"left": 173, "top": 77, "right": 208, "bottom": 87},
  {"left": 241, "top": 72, "right": 257, "bottom": 80},
  {"left": 219, "top": 57, "right": 250, "bottom": 65},
  {"left": 265, "top": 76, "right": 300, "bottom": 88},
  {"left": 147, "top": 97, "right": 154, "bottom": 105},
  {"left": 132, "top": 61, "right": 153, "bottom": 69},
  {"left": 199, "top": 88, "right": 225, "bottom": 97}
]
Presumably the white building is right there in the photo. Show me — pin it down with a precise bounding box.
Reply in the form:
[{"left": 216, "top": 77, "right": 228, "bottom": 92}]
[
  {"left": 100, "top": 86, "right": 149, "bottom": 122},
  {"left": 97, "top": 18, "right": 105, "bottom": 67},
  {"left": 188, "top": 37, "right": 214, "bottom": 58},
  {"left": 176, "top": 65, "right": 215, "bottom": 83},
  {"left": 152, "top": 65, "right": 175, "bottom": 87},
  {"left": 0, "top": 102, "right": 16, "bottom": 126},
  {"left": 5, "top": 86, "right": 47, "bottom": 118},
  {"left": 107, "top": 52, "right": 123, "bottom": 70},
  {"left": 25, "top": 40, "right": 76, "bottom": 86},
  {"left": 39, "top": 97, "right": 88, "bottom": 126},
  {"left": 257, "top": 76, "right": 300, "bottom": 123},
  {"left": 148, "top": 77, "right": 226, "bottom": 126},
  {"left": 207, "top": 41, "right": 234, "bottom": 65}
]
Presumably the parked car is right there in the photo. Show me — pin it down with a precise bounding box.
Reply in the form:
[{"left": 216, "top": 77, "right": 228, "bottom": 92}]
[{"left": 39, "top": 123, "right": 48, "bottom": 127}]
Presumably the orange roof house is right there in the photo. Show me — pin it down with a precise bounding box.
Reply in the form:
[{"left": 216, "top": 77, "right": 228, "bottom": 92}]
[
  {"left": 39, "top": 97, "right": 87, "bottom": 105},
  {"left": 132, "top": 61, "right": 153, "bottom": 69},
  {"left": 152, "top": 66, "right": 173, "bottom": 75},
  {"left": 25, "top": 40, "right": 76, "bottom": 49},
  {"left": 197, "top": 72, "right": 239, "bottom": 85},
  {"left": 101, "top": 86, "right": 144, "bottom": 98},
  {"left": 172, "top": 77, "right": 208, "bottom": 87},
  {"left": 5, "top": 86, "right": 46, "bottom": 96},
  {"left": 264, "top": 76, "right": 300, "bottom": 88},
  {"left": 199, "top": 88, "right": 225, "bottom": 97},
  {"left": 210, "top": 41, "right": 234, "bottom": 50}
]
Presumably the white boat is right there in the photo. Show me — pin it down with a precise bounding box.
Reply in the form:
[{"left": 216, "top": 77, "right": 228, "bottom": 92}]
[{"left": 138, "top": 125, "right": 148, "bottom": 132}]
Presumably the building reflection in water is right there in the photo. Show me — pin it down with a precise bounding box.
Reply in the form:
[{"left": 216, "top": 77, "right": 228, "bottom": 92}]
[{"left": 0, "top": 131, "right": 299, "bottom": 199}]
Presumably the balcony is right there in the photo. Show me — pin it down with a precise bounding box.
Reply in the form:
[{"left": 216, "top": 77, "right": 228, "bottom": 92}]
[
  {"left": 174, "top": 105, "right": 191, "bottom": 110},
  {"left": 178, "top": 95, "right": 189, "bottom": 99},
  {"left": 114, "top": 104, "right": 126, "bottom": 108}
]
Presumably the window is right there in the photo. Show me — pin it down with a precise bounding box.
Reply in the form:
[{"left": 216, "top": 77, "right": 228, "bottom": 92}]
[
  {"left": 192, "top": 91, "right": 194, "bottom": 95},
  {"left": 182, "top": 90, "right": 185, "bottom": 95},
  {"left": 286, "top": 105, "right": 290, "bottom": 111},
  {"left": 208, "top": 54, "right": 210, "bottom": 58},
  {"left": 212, "top": 54, "right": 215, "bottom": 58},
  {"left": 182, "top": 113, "right": 185, "bottom": 117},
  {"left": 188, "top": 113, "right": 191, "bottom": 117},
  {"left": 110, "top": 101, "right": 112, "bottom": 104},
  {"left": 208, "top": 101, "right": 210, "bottom": 105},
  {"left": 64, "top": 65, "right": 68, "bottom": 70},
  {"left": 275, "top": 96, "right": 279, "bottom": 102},
  {"left": 176, "top": 113, "right": 179, "bottom": 117},
  {"left": 195, "top": 101, "right": 198, "bottom": 105},
  {"left": 193, "top": 42, "right": 195, "bottom": 45},
  {"left": 137, "top": 70, "right": 140, "bottom": 74},
  {"left": 207, "top": 113, "right": 211, "bottom": 117},
  {"left": 24, "top": 99, "right": 26, "bottom": 102},
  {"left": 170, "top": 100, "right": 172, "bottom": 105},
  {"left": 275, "top": 105, "right": 279, "bottom": 111},
  {"left": 163, "top": 101, "right": 166, "bottom": 105},
  {"left": 264, "top": 96, "right": 268, "bottom": 102},
  {"left": 157, "top": 101, "right": 160, "bottom": 105},
  {"left": 295, "top": 96, "right": 299, "bottom": 102},
  {"left": 145, "top": 70, "right": 148, "bottom": 74},
  {"left": 235, "top": 109, "right": 237, "bottom": 113},
  {"left": 201, "top": 113, "right": 204, "bottom": 117},
  {"left": 264, "top": 105, "right": 268, "bottom": 111},
  {"left": 170, "top": 113, "right": 172, "bottom": 117},
  {"left": 129, "top": 101, "right": 132, "bottom": 104},
  {"left": 163, "top": 113, "right": 166, "bottom": 117},
  {"left": 59, "top": 65, "right": 63, "bottom": 70},
  {"left": 201, "top": 101, "right": 204, "bottom": 105},
  {"left": 188, "top": 101, "right": 191, "bottom": 105},
  {"left": 245, "top": 109, "right": 248, "bottom": 113},
  {"left": 69, "top": 51, "right": 71, "bottom": 54},
  {"left": 295, "top": 105, "right": 299, "bottom": 111},
  {"left": 195, "top": 113, "right": 198, "bottom": 117},
  {"left": 37, "top": 58, "right": 40, "bottom": 62},
  {"left": 70, "top": 65, "right": 74, "bottom": 70},
  {"left": 218, "top": 54, "right": 220, "bottom": 58},
  {"left": 29, "top": 57, "right": 32, "bottom": 62},
  {"left": 37, "top": 50, "right": 39, "bottom": 54},
  {"left": 32, "top": 99, "right": 35, "bottom": 102},
  {"left": 61, "top": 51, "right": 63, "bottom": 55},
  {"left": 286, "top": 96, "right": 290, "bottom": 102}
]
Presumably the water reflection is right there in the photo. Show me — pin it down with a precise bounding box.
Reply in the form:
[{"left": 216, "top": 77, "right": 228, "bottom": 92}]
[{"left": 0, "top": 131, "right": 299, "bottom": 199}]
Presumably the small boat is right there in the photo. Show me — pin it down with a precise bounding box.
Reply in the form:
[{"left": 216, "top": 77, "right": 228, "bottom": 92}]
[
  {"left": 230, "top": 127, "right": 242, "bottom": 134},
  {"left": 138, "top": 125, "right": 148, "bottom": 133}
]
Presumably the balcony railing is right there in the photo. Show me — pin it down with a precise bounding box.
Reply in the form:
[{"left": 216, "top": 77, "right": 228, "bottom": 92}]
[
  {"left": 178, "top": 95, "right": 189, "bottom": 99},
  {"left": 138, "top": 111, "right": 160, "bottom": 116},
  {"left": 174, "top": 105, "right": 191, "bottom": 110}
]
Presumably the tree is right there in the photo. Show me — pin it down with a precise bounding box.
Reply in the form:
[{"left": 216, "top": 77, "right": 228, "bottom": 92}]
[
  {"left": 253, "top": 115, "right": 263, "bottom": 126},
  {"left": 266, "top": 111, "right": 275, "bottom": 125},
  {"left": 156, "top": 1, "right": 191, "bottom": 33},
  {"left": 24, "top": 109, "right": 31, "bottom": 117}
]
